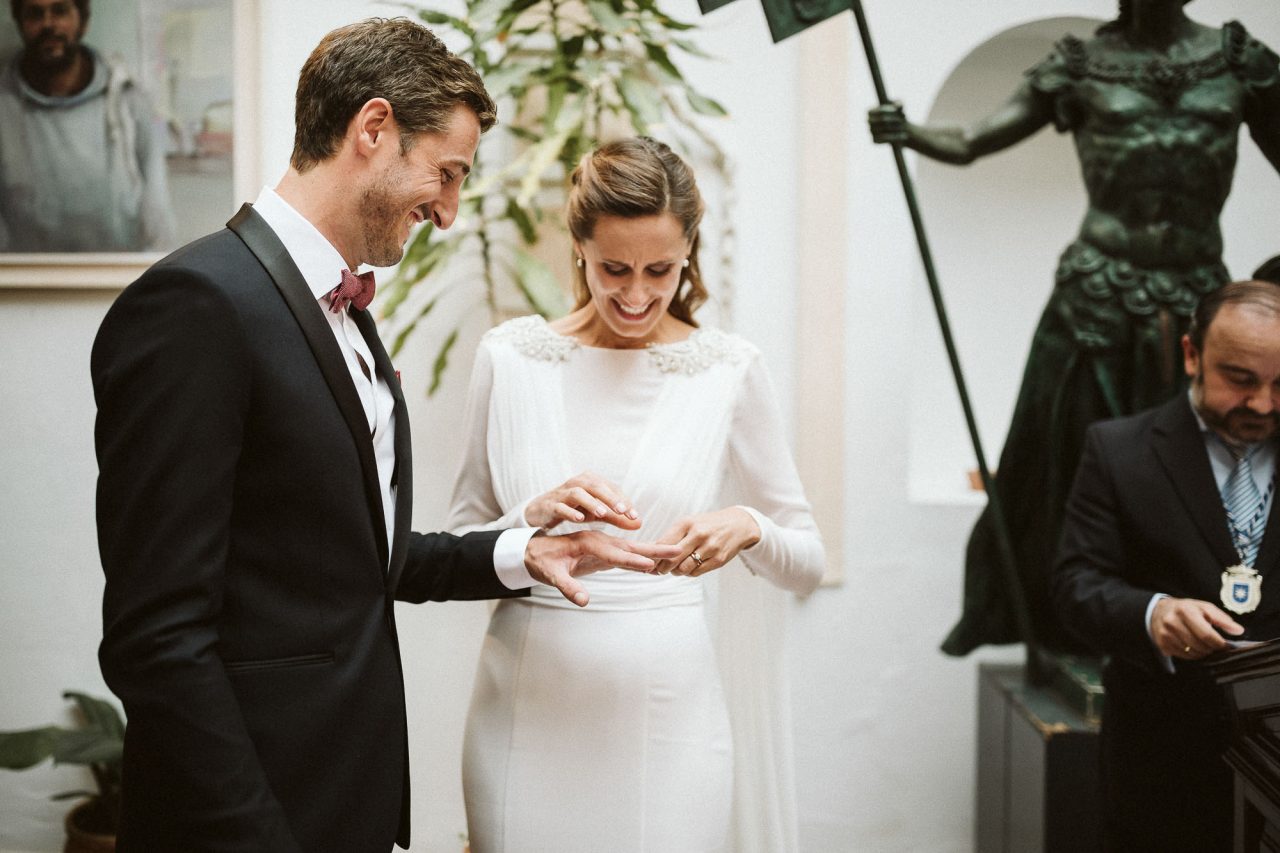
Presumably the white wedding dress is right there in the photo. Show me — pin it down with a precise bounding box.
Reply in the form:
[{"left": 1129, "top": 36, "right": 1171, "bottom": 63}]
[{"left": 447, "top": 316, "right": 824, "bottom": 853}]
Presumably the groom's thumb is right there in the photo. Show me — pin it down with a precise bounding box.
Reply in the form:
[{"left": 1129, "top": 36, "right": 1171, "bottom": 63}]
[{"left": 555, "top": 575, "right": 589, "bottom": 608}]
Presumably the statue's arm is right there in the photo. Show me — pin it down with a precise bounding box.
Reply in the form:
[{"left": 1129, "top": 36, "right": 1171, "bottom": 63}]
[
  {"left": 1244, "top": 80, "right": 1280, "bottom": 175},
  {"left": 867, "top": 81, "right": 1054, "bottom": 166},
  {"left": 1231, "top": 24, "right": 1280, "bottom": 175}
]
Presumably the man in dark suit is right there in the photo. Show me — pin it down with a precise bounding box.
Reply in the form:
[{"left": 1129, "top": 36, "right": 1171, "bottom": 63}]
[
  {"left": 1053, "top": 279, "right": 1280, "bottom": 852},
  {"left": 91, "top": 18, "right": 675, "bottom": 853}
]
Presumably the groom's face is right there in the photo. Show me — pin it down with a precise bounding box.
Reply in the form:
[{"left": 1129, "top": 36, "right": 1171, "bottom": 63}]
[{"left": 359, "top": 103, "right": 479, "bottom": 267}]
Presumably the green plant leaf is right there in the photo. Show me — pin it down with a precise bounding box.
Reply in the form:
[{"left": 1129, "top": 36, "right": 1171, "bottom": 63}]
[
  {"left": 616, "top": 72, "right": 662, "bottom": 131},
  {"left": 560, "top": 35, "right": 586, "bottom": 65},
  {"left": 468, "top": 0, "right": 517, "bottom": 26},
  {"left": 428, "top": 329, "right": 461, "bottom": 396},
  {"left": 513, "top": 248, "right": 570, "bottom": 318},
  {"left": 480, "top": 61, "right": 531, "bottom": 98},
  {"left": 630, "top": 0, "right": 696, "bottom": 31},
  {"left": 398, "top": 222, "right": 437, "bottom": 269},
  {"left": 389, "top": 295, "right": 440, "bottom": 358},
  {"left": 412, "top": 7, "right": 474, "bottom": 36},
  {"left": 643, "top": 42, "right": 683, "bottom": 84},
  {"left": 517, "top": 123, "right": 576, "bottom": 206},
  {"left": 542, "top": 80, "right": 567, "bottom": 134},
  {"left": 506, "top": 198, "right": 538, "bottom": 244},
  {"left": 487, "top": 0, "right": 541, "bottom": 33},
  {"left": 685, "top": 88, "right": 728, "bottom": 117},
  {"left": 0, "top": 727, "right": 59, "bottom": 769},
  {"left": 381, "top": 225, "right": 440, "bottom": 316},
  {"left": 395, "top": 238, "right": 461, "bottom": 304},
  {"left": 584, "top": 0, "right": 628, "bottom": 35},
  {"left": 507, "top": 125, "right": 539, "bottom": 142},
  {"left": 52, "top": 729, "right": 122, "bottom": 767},
  {"left": 62, "top": 693, "right": 124, "bottom": 741},
  {"left": 670, "top": 36, "right": 711, "bottom": 58}
]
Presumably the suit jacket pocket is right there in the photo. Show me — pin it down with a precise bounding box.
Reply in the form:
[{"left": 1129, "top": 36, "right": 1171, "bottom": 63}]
[{"left": 223, "top": 652, "right": 335, "bottom": 674}]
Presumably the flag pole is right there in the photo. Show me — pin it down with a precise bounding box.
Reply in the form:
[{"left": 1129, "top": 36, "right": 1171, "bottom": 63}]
[{"left": 848, "top": 0, "right": 1042, "bottom": 681}]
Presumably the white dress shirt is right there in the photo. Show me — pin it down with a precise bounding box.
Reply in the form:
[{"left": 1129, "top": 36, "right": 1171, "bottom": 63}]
[{"left": 252, "top": 187, "right": 535, "bottom": 586}]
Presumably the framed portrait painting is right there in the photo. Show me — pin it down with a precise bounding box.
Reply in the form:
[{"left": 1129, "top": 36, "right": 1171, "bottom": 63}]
[{"left": 0, "top": 0, "right": 259, "bottom": 287}]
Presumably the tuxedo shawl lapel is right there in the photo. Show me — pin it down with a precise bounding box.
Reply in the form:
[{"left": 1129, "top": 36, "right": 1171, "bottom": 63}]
[
  {"left": 350, "top": 307, "right": 415, "bottom": 594},
  {"left": 227, "top": 204, "right": 389, "bottom": 568},
  {"left": 1151, "top": 396, "right": 1237, "bottom": 569}
]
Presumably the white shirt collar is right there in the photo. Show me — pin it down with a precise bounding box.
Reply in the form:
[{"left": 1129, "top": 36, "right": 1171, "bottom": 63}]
[{"left": 252, "top": 186, "right": 351, "bottom": 301}]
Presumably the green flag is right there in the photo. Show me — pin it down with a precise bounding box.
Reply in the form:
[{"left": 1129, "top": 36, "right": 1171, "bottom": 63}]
[{"left": 698, "top": 0, "right": 848, "bottom": 42}]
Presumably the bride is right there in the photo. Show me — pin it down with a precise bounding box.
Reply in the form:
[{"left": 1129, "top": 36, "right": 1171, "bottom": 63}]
[{"left": 447, "top": 136, "right": 824, "bottom": 852}]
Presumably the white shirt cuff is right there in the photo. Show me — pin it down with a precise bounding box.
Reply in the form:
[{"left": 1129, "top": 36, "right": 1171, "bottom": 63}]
[
  {"left": 493, "top": 528, "right": 538, "bottom": 590},
  {"left": 1145, "top": 592, "right": 1175, "bottom": 674}
]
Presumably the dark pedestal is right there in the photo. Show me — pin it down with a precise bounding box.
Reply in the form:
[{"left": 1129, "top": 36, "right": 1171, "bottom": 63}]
[
  {"left": 976, "top": 663, "right": 1102, "bottom": 853},
  {"left": 1207, "top": 639, "right": 1280, "bottom": 853}
]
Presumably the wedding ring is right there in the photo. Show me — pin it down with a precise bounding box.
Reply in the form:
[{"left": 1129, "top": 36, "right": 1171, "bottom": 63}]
[
  {"left": 1183, "top": 645, "right": 1192, "bottom": 653},
  {"left": 691, "top": 551, "right": 705, "bottom": 568}
]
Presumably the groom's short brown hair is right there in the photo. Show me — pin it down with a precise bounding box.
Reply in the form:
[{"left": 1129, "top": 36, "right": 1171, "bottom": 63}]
[{"left": 290, "top": 17, "right": 496, "bottom": 172}]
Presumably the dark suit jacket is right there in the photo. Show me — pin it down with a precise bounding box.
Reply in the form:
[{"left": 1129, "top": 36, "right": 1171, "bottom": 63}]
[
  {"left": 92, "top": 205, "right": 525, "bottom": 852},
  {"left": 1052, "top": 393, "right": 1280, "bottom": 851}
]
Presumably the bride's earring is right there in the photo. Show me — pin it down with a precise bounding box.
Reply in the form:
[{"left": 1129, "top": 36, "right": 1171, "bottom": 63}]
[
  {"left": 682, "top": 258, "right": 690, "bottom": 268},
  {"left": 576, "top": 257, "right": 585, "bottom": 268}
]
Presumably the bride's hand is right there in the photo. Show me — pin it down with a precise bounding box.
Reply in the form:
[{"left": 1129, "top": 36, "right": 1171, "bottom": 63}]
[
  {"left": 651, "top": 508, "right": 762, "bottom": 576},
  {"left": 525, "top": 471, "right": 642, "bottom": 531}
]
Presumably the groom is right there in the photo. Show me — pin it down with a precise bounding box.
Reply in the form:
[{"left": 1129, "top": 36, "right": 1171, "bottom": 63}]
[{"left": 92, "top": 18, "right": 676, "bottom": 853}]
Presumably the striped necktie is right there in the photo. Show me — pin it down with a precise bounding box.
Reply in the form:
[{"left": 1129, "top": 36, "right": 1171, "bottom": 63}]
[{"left": 1223, "top": 442, "right": 1266, "bottom": 567}]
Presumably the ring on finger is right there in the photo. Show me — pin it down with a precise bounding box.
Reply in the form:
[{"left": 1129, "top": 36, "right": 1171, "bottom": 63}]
[
  {"left": 690, "top": 551, "right": 705, "bottom": 568},
  {"left": 1183, "top": 645, "right": 1192, "bottom": 654}
]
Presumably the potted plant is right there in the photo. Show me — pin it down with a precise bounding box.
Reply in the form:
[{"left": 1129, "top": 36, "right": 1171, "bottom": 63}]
[{"left": 0, "top": 691, "right": 124, "bottom": 852}]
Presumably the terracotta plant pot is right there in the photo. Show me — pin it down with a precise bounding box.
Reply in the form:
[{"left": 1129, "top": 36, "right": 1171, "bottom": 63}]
[{"left": 63, "top": 800, "right": 115, "bottom": 853}]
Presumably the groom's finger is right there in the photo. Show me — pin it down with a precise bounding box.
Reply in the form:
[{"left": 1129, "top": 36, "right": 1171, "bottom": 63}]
[
  {"left": 591, "top": 543, "right": 660, "bottom": 572},
  {"left": 551, "top": 573, "right": 589, "bottom": 608},
  {"left": 624, "top": 541, "right": 683, "bottom": 561}
]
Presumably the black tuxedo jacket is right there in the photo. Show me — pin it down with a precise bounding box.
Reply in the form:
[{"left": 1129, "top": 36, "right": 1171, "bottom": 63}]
[
  {"left": 92, "top": 205, "right": 524, "bottom": 852},
  {"left": 1054, "top": 393, "right": 1280, "bottom": 663},
  {"left": 1052, "top": 393, "right": 1280, "bottom": 851}
]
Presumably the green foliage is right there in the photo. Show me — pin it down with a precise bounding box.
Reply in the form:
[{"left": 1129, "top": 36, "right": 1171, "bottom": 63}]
[
  {"left": 0, "top": 691, "right": 124, "bottom": 833},
  {"left": 384, "top": 0, "right": 727, "bottom": 394}
]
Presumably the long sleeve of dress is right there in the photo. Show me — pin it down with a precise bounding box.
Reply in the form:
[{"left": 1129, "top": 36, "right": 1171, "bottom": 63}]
[
  {"left": 726, "top": 354, "right": 825, "bottom": 595},
  {"left": 446, "top": 341, "right": 533, "bottom": 534}
]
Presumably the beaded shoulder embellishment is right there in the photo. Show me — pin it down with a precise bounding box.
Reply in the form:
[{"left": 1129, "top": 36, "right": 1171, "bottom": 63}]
[
  {"left": 486, "top": 316, "right": 754, "bottom": 373},
  {"left": 646, "top": 328, "right": 752, "bottom": 375},
  {"left": 486, "top": 315, "right": 579, "bottom": 363}
]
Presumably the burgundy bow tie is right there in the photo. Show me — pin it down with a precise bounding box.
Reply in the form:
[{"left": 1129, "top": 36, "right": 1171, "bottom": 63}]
[{"left": 328, "top": 268, "right": 376, "bottom": 314}]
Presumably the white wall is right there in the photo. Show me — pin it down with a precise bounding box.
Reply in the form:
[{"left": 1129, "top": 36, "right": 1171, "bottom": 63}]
[{"left": 3, "top": 1, "right": 1279, "bottom": 851}]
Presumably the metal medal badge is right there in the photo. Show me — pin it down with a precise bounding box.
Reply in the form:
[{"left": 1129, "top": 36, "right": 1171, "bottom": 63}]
[{"left": 1220, "top": 564, "right": 1262, "bottom": 615}]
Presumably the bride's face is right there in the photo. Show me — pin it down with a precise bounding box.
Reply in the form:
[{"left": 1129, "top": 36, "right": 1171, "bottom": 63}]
[{"left": 576, "top": 212, "right": 690, "bottom": 346}]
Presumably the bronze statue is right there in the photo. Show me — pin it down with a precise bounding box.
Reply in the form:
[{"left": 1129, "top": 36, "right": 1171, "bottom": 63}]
[{"left": 869, "top": 0, "right": 1280, "bottom": 655}]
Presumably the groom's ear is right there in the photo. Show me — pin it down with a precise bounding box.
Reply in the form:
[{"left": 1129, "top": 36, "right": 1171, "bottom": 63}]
[{"left": 350, "top": 98, "right": 397, "bottom": 159}]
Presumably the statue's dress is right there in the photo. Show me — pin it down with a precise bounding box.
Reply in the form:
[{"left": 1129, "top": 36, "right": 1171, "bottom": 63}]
[
  {"left": 446, "top": 316, "right": 824, "bottom": 852},
  {"left": 945, "top": 21, "right": 1280, "bottom": 655}
]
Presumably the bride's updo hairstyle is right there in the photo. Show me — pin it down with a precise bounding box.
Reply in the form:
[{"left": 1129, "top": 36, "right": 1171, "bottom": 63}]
[{"left": 567, "top": 136, "right": 708, "bottom": 326}]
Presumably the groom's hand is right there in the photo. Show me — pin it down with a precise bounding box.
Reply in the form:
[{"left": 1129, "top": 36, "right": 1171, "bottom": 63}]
[{"left": 524, "top": 532, "right": 681, "bottom": 608}]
